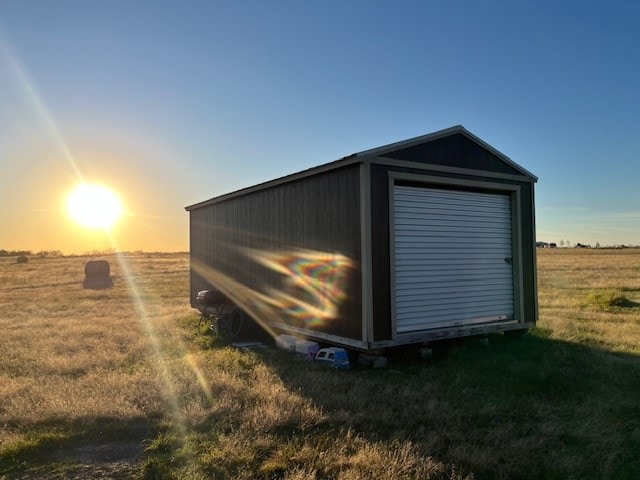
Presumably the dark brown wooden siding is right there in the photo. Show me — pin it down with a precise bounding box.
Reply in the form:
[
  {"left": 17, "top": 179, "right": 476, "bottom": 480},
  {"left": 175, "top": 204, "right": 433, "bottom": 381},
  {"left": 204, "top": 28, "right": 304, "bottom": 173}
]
[
  {"left": 369, "top": 164, "right": 536, "bottom": 341},
  {"left": 190, "top": 164, "right": 362, "bottom": 340},
  {"left": 383, "top": 133, "right": 523, "bottom": 176}
]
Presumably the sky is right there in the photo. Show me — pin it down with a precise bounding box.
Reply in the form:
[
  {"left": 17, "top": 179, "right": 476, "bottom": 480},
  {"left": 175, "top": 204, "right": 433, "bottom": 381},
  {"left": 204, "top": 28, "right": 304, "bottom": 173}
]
[{"left": 1, "top": 0, "right": 639, "bottom": 253}]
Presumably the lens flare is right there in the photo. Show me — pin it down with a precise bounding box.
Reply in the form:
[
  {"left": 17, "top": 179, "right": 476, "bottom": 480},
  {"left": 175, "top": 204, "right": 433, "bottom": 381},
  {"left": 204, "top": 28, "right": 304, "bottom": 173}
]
[
  {"left": 249, "top": 249, "right": 353, "bottom": 327},
  {"left": 191, "top": 247, "right": 354, "bottom": 335}
]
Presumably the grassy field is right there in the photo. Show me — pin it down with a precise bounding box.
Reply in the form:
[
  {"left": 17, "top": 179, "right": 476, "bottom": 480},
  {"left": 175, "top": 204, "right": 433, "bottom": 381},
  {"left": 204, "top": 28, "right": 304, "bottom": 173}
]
[{"left": 1, "top": 249, "right": 640, "bottom": 479}]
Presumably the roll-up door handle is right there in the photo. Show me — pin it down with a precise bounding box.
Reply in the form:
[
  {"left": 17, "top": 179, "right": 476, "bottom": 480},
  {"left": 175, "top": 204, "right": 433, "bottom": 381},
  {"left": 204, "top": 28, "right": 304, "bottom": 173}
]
[{"left": 504, "top": 257, "right": 513, "bottom": 265}]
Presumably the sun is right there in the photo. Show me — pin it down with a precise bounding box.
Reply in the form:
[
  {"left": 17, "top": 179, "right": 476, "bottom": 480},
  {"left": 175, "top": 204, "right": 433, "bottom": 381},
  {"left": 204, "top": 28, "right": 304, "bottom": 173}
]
[{"left": 67, "top": 183, "right": 124, "bottom": 230}]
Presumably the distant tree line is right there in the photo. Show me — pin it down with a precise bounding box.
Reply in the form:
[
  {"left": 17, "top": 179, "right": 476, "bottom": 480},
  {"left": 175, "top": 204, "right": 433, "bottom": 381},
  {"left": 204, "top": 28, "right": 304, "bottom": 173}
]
[
  {"left": 0, "top": 249, "right": 64, "bottom": 258},
  {"left": 0, "top": 249, "right": 32, "bottom": 257}
]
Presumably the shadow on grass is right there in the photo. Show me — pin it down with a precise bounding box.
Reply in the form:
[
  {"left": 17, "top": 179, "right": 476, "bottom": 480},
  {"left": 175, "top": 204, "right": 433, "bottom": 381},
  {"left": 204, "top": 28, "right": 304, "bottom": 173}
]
[
  {"left": 585, "top": 290, "right": 640, "bottom": 309},
  {"left": 0, "top": 414, "right": 161, "bottom": 477},
  {"left": 616, "top": 298, "right": 640, "bottom": 308},
  {"left": 251, "top": 330, "right": 640, "bottom": 480}
]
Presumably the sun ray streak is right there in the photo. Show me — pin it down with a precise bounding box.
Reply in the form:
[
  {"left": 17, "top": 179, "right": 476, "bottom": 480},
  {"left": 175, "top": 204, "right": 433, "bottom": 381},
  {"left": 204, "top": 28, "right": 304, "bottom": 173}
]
[
  {"left": 107, "top": 233, "right": 190, "bottom": 438},
  {"left": 0, "top": 31, "right": 83, "bottom": 181},
  {"left": 183, "top": 353, "right": 213, "bottom": 403}
]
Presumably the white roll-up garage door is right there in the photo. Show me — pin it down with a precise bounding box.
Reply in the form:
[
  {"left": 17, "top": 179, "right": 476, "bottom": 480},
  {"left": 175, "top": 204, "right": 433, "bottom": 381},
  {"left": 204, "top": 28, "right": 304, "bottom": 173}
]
[{"left": 394, "top": 185, "right": 514, "bottom": 334}]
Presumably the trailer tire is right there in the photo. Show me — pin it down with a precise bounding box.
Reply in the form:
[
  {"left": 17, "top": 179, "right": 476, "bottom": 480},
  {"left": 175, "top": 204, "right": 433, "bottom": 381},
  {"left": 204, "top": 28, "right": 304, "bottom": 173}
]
[{"left": 225, "top": 307, "right": 245, "bottom": 338}]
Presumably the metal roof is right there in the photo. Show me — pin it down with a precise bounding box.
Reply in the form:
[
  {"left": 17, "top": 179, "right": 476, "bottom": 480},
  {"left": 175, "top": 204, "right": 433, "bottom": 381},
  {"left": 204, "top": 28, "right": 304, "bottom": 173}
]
[{"left": 185, "top": 125, "right": 536, "bottom": 211}]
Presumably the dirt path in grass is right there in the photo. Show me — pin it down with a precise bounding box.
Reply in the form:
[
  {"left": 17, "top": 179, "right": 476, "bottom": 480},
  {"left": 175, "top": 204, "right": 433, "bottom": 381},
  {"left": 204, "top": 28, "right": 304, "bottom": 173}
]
[{"left": 15, "top": 443, "right": 144, "bottom": 479}]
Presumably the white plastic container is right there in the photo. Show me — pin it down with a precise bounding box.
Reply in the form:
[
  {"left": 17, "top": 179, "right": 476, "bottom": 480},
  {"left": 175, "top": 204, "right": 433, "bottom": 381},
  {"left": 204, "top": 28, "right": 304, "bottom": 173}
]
[
  {"left": 295, "top": 340, "right": 320, "bottom": 361},
  {"left": 275, "top": 334, "right": 297, "bottom": 351}
]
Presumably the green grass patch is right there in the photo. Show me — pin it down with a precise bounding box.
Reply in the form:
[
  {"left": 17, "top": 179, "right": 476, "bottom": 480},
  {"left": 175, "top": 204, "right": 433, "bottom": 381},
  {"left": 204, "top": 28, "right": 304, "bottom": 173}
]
[
  {"left": 586, "top": 290, "right": 637, "bottom": 308},
  {"left": 0, "top": 432, "right": 68, "bottom": 475}
]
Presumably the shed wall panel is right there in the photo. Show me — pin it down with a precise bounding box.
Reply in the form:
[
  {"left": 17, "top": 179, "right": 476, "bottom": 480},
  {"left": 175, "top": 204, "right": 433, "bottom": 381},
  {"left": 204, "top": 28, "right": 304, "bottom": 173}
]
[{"left": 189, "top": 165, "right": 362, "bottom": 340}]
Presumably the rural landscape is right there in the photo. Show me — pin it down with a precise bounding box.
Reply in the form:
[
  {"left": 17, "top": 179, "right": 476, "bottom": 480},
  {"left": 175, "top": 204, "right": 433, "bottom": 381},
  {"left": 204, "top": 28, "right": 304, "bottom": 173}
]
[
  {"left": 1, "top": 248, "right": 639, "bottom": 479},
  {"left": 2, "top": 2, "right": 639, "bottom": 479}
]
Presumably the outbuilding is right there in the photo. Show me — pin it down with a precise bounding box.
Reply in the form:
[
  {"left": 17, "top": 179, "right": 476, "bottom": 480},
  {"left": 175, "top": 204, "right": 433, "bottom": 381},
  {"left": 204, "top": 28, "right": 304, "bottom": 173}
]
[{"left": 186, "top": 125, "right": 538, "bottom": 351}]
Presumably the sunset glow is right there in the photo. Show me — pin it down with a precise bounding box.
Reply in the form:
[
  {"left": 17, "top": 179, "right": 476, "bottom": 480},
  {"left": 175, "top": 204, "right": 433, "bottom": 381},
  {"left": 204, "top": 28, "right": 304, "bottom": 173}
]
[{"left": 67, "top": 183, "right": 124, "bottom": 230}]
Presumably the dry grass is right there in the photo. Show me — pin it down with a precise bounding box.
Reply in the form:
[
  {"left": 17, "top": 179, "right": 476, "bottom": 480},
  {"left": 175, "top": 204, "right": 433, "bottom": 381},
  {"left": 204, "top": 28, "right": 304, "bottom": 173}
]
[
  {"left": 0, "top": 253, "right": 192, "bottom": 477},
  {"left": 537, "top": 248, "right": 640, "bottom": 353},
  {"left": 1, "top": 249, "right": 640, "bottom": 479}
]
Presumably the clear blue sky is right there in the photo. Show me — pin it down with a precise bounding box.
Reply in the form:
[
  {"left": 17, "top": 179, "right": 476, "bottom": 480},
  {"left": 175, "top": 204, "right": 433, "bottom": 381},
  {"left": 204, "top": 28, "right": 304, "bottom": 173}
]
[{"left": 1, "top": 0, "right": 639, "bottom": 252}]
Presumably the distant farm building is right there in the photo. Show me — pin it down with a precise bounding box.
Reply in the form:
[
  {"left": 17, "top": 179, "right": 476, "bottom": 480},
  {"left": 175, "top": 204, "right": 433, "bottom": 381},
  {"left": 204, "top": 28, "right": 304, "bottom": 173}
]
[{"left": 186, "top": 125, "right": 538, "bottom": 351}]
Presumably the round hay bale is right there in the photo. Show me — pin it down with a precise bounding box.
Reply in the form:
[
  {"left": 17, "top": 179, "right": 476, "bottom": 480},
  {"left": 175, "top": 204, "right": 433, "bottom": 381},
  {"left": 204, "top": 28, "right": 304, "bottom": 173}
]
[
  {"left": 16, "top": 255, "right": 28, "bottom": 264},
  {"left": 83, "top": 260, "right": 113, "bottom": 289},
  {"left": 85, "top": 260, "right": 110, "bottom": 278}
]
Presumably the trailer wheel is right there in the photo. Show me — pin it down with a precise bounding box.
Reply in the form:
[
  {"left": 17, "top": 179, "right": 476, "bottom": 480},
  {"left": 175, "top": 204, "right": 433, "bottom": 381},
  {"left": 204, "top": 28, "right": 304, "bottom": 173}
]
[{"left": 224, "top": 307, "right": 245, "bottom": 338}]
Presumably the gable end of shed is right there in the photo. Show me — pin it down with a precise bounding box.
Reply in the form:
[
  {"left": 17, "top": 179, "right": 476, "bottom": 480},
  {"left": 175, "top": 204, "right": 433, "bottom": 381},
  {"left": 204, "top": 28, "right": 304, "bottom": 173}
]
[
  {"left": 357, "top": 126, "right": 536, "bottom": 181},
  {"left": 383, "top": 132, "right": 522, "bottom": 176}
]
